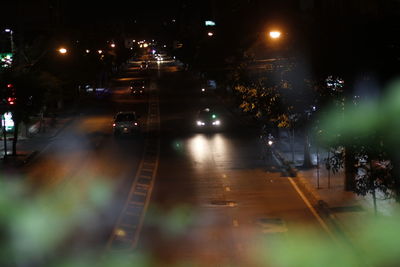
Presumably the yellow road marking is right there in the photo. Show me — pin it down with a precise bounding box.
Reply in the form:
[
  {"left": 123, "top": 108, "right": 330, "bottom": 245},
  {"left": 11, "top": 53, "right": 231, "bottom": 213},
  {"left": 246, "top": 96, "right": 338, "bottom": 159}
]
[{"left": 287, "top": 177, "right": 337, "bottom": 241}]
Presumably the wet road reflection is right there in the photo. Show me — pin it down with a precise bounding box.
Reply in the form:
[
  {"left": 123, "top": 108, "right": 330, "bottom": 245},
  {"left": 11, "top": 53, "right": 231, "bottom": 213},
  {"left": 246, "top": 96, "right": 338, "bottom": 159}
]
[
  {"left": 138, "top": 67, "right": 334, "bottom": 266},
  {"left": 188, "top": 134, "right": 229, "bottom": 165}
]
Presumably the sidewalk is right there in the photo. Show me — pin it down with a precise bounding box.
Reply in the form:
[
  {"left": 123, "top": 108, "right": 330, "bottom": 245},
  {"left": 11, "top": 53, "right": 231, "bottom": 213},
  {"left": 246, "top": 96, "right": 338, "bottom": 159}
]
[
  {"left": 212, "top": 86, "right": 398, "bottom": 241},
  {"left": 0, "top": 111, "right": 76, "bottom": 169},
  {"left": 275, "top": 129, "right": 398, "bottom": 241}
]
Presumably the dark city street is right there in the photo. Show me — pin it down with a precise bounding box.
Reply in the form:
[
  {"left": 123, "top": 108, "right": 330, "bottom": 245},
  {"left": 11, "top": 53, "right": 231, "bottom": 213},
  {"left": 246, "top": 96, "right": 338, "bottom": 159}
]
[{"left": 1, "top": 1, "right": 400, "bottom": 266}]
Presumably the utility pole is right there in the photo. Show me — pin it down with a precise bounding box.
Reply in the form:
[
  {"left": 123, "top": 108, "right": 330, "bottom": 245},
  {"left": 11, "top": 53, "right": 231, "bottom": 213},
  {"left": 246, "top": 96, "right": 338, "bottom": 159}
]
[
  {"left": 4, "top": 29, "right": 14, "bottom": 54},
  {"left": 2, "top": 115, "right": 7, "bottom": 161}
]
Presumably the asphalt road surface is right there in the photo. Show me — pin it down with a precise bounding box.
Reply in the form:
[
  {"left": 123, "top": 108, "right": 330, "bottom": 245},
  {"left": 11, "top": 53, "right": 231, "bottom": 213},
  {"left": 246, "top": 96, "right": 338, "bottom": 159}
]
[
  {"left": 137, "top": 62, "right": 333, "bottom": 266},
  {"left": 20, "top": 59, "right": 335, "bottom": 266}
]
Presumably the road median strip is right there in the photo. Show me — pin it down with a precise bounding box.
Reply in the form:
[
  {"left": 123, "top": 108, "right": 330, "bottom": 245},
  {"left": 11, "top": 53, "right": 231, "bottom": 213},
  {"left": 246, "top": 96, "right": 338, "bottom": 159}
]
[{"left": 108, "top": 80, "right": 160, "bottom": 251}]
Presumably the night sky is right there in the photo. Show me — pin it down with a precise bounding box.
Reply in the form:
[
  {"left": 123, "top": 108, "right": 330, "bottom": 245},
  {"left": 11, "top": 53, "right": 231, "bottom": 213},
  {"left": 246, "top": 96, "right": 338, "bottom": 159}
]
[
  {"left": 0, "top": 0, "right": 182, "bottom": 33},
  {"left": 62, "top": 1, "right": 181, "bottom": 23}
]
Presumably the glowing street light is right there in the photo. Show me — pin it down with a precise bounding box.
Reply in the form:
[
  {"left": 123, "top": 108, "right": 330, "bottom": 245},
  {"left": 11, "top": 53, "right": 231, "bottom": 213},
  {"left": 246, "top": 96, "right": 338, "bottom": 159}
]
[
  {"left": 58, "top": 47, "right": 67, "bottom": 54},
  {"left": 207, "top": 31, "right": 214, "bottom": 37},
  {"left": 269, "top": 31, "right": 281, "bottom": 39},
  {"left": 4, "top": 29, "right": 14, "bottom": 53},
  {"left": 85, "top": 49, "right": 90, "bottom": 53},
  {"left": 97, "top": 50, "right": 103, "bottom": 54},
  {"left": 110, "top": 43, "right": 116, "bottom": 48}
]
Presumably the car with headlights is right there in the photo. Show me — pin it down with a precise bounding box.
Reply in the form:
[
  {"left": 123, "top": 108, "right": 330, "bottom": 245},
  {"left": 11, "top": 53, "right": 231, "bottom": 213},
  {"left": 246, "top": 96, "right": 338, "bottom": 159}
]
[
  {"left": 195, "top": 108, "right": 221, "bottom": 129},
  {"left": 140, "top": 61, "right": 149, "bottom": 69},
  {"left": 130, "top": 80, "right": 146, "bottom": 96},
  {"left": 113, "top": 111, "right": 140, "bottom": 136}
]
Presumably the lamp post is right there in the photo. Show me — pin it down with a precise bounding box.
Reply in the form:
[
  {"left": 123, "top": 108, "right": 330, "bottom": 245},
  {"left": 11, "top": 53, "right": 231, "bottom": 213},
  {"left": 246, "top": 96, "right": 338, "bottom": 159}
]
[
  {"left": 2, "top": 115, "right": 7, "bottom": 160},
  {"left": 58, "top": 47, "right": 68, "bottom": 54},
  {"left": 4, "top": 29, "right": 14, "bottom": 54},
  {"left": 269, "top": 31, "right": 281, "bottom": 40}
]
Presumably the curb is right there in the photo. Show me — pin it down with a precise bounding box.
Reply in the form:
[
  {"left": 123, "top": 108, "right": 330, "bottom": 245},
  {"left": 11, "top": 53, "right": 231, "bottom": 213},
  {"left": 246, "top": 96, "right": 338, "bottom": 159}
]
[
  {"left": 23, "top": 117, "right": 76, "bottom": 168},
  {"left": 19, "top": 150, "right": 39, "bottom": 167},
  {"left": 294, "top": 169, "right": 351, "bottom": 240},
  {"left": 0, "top": 137, "right": 15, "bottom": 141},
  {"left": 272, "top": 148, "right": 298, "bottom": 177},
  {"left": 1, "top": 150, "right": 38, "bottom": 169},
  {"left": 6, "top": 117, "right": 77, "bottom": 169},
  {"left": 272, "top": 144, "right": 350, "bottom": 239}
]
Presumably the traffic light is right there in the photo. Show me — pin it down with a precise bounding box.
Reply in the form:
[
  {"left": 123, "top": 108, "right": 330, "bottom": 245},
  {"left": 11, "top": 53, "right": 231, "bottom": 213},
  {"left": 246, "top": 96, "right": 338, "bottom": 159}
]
[
  {"left": 6, "top": 84, "right": 16, "bottom": 105},
  {"left": 7, "top": 97, "right": 15, "bottom": 105}
]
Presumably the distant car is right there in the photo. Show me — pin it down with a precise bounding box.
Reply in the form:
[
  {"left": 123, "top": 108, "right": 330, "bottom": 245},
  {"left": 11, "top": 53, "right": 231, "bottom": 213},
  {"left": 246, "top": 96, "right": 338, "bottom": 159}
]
[
  {"left": 140, "top": 61, "right": 149, "bottom": 69},
  {"left": 113, "top": 111, "right": 140, "bottom": 136},
  {"left": 195, "top": 108, "right": 221, "bottom": 129},
  {"left": 130, "top": 80, "right": 146, "bottom": 95},
  {"left": 155, "top": 55, "right": 163, "bottom": 62}
]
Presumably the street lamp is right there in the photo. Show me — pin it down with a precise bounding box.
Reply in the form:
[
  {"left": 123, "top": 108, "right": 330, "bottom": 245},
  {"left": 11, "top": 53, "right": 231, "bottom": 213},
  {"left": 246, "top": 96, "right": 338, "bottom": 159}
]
[
  {"left": 110, "top": 43, "right": 116, "bottom": 48},
  {"left": 4, "top": 29, "right": 14, "bottom": 54},
  {"left": 269, "top": 31, "right": 281, "bottom": 39},
  {"left": 58, "top": 47, "right": 67, "bottom": 54},
  {"left": 207, "top": 31, "right": 214, "bottom": 37}
]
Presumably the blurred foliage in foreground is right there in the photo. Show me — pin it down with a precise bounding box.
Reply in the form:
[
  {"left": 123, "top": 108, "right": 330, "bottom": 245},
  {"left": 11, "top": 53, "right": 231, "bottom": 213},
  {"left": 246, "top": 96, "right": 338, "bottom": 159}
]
[
  {"left": 256, "top": 210, "right": 400, "bottom": 267},
  {"left": 318, "top": 79, "right": 400, "bottom": 148},
  {"left": 0, "top": 177, "right": 400, "bottom": 266},
  {"left": 317, "top": 79, "right": 400, "bottom": 201}
]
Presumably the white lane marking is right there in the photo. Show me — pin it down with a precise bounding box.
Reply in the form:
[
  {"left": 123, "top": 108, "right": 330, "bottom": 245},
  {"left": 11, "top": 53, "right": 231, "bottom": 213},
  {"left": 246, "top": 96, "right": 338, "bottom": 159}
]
[{"left": 287, "top": 177, "right": 337, "bottom": 241}]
